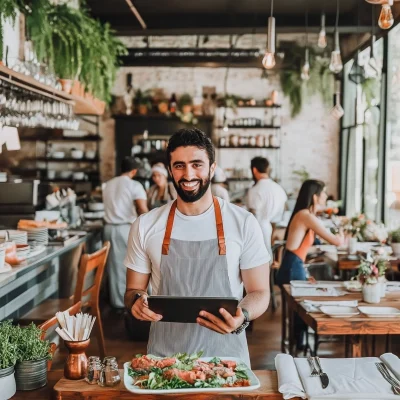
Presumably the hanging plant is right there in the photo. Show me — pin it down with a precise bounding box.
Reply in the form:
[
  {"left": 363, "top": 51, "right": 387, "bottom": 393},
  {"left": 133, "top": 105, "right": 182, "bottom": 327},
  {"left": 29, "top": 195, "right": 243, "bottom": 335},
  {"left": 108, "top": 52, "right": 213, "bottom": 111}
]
[{"left": 279, "top": 44, "right": 334, "bottom": 117}]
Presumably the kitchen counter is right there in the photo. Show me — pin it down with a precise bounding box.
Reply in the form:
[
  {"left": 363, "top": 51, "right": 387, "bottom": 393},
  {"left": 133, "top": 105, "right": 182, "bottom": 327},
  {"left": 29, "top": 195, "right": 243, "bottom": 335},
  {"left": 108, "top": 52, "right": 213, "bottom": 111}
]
[
  {"left": 0, "top": 227, "right": 102, "bottom": 321},
  {"left": 10, "top": 369, "right": 299, "bottom": 400}
]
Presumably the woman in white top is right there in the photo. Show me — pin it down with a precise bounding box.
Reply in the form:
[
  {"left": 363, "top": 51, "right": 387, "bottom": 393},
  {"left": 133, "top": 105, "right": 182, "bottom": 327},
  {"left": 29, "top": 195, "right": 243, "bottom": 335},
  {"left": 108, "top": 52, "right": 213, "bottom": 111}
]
[
  {"left": 211, "top": 166, "right": 230, "bottom": 202},
  {"left": 147, "top": 163, "right": 177, "bottom": 210}
]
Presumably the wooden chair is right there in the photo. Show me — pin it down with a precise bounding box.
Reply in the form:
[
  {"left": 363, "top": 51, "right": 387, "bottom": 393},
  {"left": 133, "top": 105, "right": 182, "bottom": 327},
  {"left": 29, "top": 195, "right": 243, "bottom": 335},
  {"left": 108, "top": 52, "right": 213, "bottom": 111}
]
[
  {"left": 39, "top": 301, "right": 82, "bottom": 371},
  {"left": 270, "top": 241, "right": 285, "bottom": 312},
  {"left": 19, "top": 242, "right": 110, "bottom": 359}
]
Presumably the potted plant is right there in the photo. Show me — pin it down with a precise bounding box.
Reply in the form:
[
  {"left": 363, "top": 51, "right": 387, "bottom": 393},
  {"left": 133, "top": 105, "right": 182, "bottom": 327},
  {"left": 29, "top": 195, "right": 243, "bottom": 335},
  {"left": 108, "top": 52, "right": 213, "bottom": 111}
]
[
  {"left": 178, "top": 93, "right": 193, "bottom": 114},
  {"left": 389, "top": 228, "right": 400, "bottom": 257},
  {"left": 134, "top": 89, "right": 152, "bottom": 115},
  {"left": 357, "top": 256, "right": 381, "bottom": 304},
  {"left": 14, "top": 323, "right": 51, "bottom": 391},
  {"left": 0, "top": 321, "right": 18, "bottom": 399}
]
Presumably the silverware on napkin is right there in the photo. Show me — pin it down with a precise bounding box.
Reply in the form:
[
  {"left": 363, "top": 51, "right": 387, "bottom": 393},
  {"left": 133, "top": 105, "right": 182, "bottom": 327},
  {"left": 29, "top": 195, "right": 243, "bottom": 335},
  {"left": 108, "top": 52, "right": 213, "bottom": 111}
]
[
  {"left": 376, "top": 362, "right": 400, "bottom": 395},
  {"left": 314, "top": 356, "right": 329, "bottom": 389}
]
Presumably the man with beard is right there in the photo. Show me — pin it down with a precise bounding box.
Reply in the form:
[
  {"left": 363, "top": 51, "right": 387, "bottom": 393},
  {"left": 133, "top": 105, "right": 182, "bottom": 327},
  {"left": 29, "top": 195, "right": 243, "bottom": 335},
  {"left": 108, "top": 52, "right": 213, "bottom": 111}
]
[{"left": 124, "top": 128, "right": 270, "bottom": 366}]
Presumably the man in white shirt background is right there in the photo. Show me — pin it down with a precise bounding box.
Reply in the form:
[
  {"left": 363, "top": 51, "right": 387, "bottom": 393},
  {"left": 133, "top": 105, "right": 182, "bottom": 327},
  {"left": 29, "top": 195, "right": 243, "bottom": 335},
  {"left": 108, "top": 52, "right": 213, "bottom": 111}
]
[
  {"left": 103, "top": 157, "right": 148, "bottom": 309},
  {"left": 124, "top": 128, "right": 270, "bottom": 366},
  {"left": 247, "top": 156, "right": 287, "bottom": 256},
  {"left": 211, "top": 166, "right": 230, "bottom": 202}
]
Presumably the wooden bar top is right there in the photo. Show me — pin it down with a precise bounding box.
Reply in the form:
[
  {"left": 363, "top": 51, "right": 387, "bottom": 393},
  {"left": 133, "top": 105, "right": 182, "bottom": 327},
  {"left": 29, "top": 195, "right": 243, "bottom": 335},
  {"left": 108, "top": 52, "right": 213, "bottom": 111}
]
[{"left": 11, "top": 369, "right": 299, "bottom": 400}]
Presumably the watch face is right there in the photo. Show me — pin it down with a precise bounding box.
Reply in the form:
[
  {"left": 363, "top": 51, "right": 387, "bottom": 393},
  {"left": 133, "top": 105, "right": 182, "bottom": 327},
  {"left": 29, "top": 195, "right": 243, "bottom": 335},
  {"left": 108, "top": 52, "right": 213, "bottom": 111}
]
[{"left": 242, "top": 308, "right": 250, "bottom": 322}]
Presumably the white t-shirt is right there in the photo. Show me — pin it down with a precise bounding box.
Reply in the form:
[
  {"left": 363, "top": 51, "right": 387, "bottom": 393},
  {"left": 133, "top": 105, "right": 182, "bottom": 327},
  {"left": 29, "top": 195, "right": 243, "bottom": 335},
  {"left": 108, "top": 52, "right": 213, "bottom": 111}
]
[
  {"left": 247, "top": 178, "right": 287, "bottom": 224},
  {"left": 211, "top": 184, "right": 230, "bottom": 202},
  {"left": 103, "top": 176, "right": 147, "bottom": 224},
  {"left": 124, "top": 198, "right": 270, "bottom": 300}
]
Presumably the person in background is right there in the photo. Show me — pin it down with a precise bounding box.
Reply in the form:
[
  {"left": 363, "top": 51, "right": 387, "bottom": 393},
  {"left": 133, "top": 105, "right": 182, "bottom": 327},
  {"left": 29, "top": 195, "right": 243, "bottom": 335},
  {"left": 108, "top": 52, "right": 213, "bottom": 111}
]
[
  {"left": 211, "top": 166, "right": 230, "bottom": 202},
  {"left": 276, "top": 179, "right": 343, "bottom": 350},
  {"left": 147, "top": 162, "right": 177, "bottom": 210},
  {"left": 247, "top": 157, "right": 287, "bottom": 255},
  {"left": 103, "top": 156, "right": 148, "bottom": 309}
]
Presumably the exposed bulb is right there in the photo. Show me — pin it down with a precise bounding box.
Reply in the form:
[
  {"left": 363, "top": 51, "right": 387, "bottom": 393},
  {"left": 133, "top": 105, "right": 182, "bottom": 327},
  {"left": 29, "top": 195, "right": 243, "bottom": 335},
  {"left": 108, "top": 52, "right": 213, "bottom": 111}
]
[
  {"left": 318, "top": 30, "right": 327, "bottom": 49},
  {"left": 262, "top": 52, "right": 276, "bottom": 69},
  {"left": 329, "top": 50, "right": 343, "bottom": 74},
  {"left": 301, "top": 62, "right": 310, "bottom": 81},
  {"left": 378, "top": 4, "right": 394, "bottom": 30}
]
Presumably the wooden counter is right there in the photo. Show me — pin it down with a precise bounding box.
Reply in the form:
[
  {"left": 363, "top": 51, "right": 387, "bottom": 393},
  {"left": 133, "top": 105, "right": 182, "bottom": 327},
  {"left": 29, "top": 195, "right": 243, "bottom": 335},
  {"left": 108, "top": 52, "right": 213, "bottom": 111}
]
[{"left": 11, "top": 369, "right": 298, "bottom": 400}]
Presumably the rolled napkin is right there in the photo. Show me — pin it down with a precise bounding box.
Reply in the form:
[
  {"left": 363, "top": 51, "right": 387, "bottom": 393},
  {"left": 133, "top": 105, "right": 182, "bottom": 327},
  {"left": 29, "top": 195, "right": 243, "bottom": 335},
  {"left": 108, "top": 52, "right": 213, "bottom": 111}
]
[
  {"left": 275, "top": 354, "right": 306, "bottom": 399},
  {"left": 294, "top": 357, "right": 399, "bottom": 400},
  {"left": 380, "top": 353, "right": 400, "bottom": 381},
  {"left": 291, "top": 287, "right": 345, "bottom": 297}
]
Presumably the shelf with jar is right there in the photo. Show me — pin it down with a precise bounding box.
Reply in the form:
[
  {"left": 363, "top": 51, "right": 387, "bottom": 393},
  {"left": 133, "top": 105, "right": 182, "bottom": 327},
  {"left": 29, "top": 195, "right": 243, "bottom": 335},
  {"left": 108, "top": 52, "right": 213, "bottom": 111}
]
[{"left": 218, "top": 133, "right": 280, "bottom": 148}]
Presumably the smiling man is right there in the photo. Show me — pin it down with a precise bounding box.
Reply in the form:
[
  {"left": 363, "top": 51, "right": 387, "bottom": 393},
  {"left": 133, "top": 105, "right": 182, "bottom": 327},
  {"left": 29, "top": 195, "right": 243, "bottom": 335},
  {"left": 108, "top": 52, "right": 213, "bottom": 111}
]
[{"left": 124, "top": 128, "right": 270, "bottom": 367}]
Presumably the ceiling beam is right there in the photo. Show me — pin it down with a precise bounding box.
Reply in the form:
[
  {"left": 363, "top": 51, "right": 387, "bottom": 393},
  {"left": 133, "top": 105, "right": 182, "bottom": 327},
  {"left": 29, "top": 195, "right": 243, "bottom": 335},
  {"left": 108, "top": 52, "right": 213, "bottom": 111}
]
[{"left": 114, "top": 26, "right": 373, "bottom": 36}]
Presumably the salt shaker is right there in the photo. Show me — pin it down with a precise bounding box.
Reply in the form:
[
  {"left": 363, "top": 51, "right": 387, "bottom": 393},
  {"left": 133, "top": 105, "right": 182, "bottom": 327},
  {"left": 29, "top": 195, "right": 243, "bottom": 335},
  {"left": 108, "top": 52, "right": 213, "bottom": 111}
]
[
  {"left": 99, "top": 356, "right": 121, "bottom": 387},
  {"left": 85, "top": 356, "right": 102, "bottom": 385}
]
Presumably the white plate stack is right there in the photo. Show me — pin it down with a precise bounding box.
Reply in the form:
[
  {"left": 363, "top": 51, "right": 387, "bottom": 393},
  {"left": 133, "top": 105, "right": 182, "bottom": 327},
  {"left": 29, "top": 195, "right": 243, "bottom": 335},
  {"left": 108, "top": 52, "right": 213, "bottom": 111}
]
[
  {"left": 7, "top": 230, "right": 28, "bottom": 245},
  {"left": 20, "top": 227, "right": 49, "bottom": 246}
]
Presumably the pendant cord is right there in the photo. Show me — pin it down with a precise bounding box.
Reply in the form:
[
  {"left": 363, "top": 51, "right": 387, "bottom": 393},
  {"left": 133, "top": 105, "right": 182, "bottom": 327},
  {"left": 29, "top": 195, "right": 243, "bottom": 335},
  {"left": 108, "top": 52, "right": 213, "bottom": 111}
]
[
  {"left": 335, "top": 0, "right": 340, "bottom": 29},
  {"left": 270, "top": 0, "right": 274, "bottom": 17}
]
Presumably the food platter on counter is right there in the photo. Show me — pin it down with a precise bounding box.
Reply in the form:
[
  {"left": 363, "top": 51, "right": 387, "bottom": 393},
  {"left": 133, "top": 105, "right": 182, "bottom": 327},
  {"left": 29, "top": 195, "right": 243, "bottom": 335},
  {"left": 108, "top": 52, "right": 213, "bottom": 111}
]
[{"left": 124, "top": 352, "right": 260, "bottom": 394}]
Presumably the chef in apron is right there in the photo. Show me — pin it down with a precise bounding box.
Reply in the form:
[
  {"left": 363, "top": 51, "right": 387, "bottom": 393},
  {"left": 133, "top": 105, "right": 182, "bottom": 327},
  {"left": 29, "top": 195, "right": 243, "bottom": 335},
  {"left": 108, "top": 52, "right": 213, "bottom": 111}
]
[
  {"left": 124, "top": 128, "right": 270, "bottom": 366},
  {"left": 103, "top": 157, "right": 148, "bottom": 309}
]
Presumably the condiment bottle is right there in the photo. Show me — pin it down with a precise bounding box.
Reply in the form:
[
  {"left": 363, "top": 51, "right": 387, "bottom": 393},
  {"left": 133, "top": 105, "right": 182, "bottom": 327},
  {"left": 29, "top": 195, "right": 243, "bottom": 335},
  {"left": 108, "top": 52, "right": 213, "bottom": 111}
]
[
  {"left": 85, "top": 356, "right": 102, "bottom": 385},
  {"left": 98, "top": 357, "right": 121, "bottom": 387}
]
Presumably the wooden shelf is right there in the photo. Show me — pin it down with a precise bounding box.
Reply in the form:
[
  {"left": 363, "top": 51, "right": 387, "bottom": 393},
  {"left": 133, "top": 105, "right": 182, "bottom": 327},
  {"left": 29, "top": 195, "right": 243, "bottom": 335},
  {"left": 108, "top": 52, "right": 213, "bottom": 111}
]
[
  {"left": 217, "top": 125, "right": 280, "bottom": 129},
  {"left": 0, "top": 64, "right": 73, "bottom": 104},
  {"left": 19, "top": 135, "right": 101, "bottom": 142},
  {"left": 34, "top": 157, "right": 99, "bottom": 163},
  {"left": 133, "top": 151, "right": 166, "bottom": 158},
  {"left": 73, "top": 94, "right": 105, "bottom": 116},
  {"left": 113, "top": 114, "right": 214, "bottom": 121},
  {"left": 218, "top": 146, "right": 280, "bottom": 149},
  {"left": 217, "top": 104, "right": 281, "bottom": 109}
]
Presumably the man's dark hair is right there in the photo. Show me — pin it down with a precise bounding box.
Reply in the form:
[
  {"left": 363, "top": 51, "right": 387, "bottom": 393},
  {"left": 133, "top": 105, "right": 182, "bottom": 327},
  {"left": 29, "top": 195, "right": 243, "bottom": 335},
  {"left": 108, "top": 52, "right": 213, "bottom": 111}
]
[
  {"left": 121, "top": 156, "right": 141, "bottom": 173},
  {"left": 167, "top": 128, "right": 215, "bottom": 166},
  {"left": 251, "top": 156, "right": 270, "bottom": 173}
]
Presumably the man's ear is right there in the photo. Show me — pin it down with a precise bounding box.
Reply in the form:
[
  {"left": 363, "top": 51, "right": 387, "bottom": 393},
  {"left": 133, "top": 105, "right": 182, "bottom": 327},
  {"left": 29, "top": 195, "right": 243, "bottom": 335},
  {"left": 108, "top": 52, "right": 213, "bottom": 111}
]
[{"left": 210, "top": 162, "right": 217, "bottom": 178}]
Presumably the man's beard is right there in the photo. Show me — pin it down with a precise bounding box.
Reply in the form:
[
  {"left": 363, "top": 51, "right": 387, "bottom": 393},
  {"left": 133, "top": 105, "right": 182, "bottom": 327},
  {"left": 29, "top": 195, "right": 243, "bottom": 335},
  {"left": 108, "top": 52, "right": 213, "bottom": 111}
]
[{"left": 172, "top": 173, "right": 211, "bottom": 203}]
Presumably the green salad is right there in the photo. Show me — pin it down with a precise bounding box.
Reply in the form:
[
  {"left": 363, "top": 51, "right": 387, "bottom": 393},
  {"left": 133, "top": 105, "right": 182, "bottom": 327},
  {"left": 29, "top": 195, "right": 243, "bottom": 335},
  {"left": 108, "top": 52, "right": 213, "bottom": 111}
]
[{"left": 128, "top": 351, "right": 251, "bottom": 390}]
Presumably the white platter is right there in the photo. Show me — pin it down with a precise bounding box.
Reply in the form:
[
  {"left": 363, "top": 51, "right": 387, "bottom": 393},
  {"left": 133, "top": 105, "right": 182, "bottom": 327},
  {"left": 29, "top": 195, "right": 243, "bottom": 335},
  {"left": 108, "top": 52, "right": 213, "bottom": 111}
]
[
  {"left": 320, "top": 306, "right": 360, "bottom": 318},
  {"left": 123, "top": 357, "right": 260, "bottom": 394},
  {"left": 358, "top": 306, "right": 400, "bottom": 318}
]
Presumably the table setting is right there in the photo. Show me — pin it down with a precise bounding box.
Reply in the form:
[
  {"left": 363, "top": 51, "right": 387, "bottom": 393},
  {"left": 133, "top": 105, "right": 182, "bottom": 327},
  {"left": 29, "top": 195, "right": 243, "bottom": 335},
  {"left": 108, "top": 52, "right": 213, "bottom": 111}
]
[{"left": 276, "top": 352, "right": 400, "bottom": 399}]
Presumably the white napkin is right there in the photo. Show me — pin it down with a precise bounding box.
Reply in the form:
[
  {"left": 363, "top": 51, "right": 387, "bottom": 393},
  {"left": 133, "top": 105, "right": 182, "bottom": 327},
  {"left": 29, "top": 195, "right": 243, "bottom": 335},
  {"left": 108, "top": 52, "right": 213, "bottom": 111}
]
[
  {"left": 275, "top": 354, "right": 306, "bottom": 399},
  {"left": 380, "top": 353, "right": 400, "bottom": 381},
  {"left": 386, "top": 286, "right": 400, "bottom": 292},
  {"left": 291, "top": 281, "right": 342, "bottom": 288},
  {"left": 294, "top": 357, "right": 399, "bottom": 400},
  {"left": 291, "top": 287, "right": 346, "bottom": 297}
]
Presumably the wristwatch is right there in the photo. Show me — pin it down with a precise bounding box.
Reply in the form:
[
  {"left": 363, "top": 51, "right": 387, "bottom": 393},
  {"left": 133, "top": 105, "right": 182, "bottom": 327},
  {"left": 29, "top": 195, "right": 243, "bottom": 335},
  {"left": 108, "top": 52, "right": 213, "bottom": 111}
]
[{"left": 232, "top": 308, "right": 250, "bottom": 335}]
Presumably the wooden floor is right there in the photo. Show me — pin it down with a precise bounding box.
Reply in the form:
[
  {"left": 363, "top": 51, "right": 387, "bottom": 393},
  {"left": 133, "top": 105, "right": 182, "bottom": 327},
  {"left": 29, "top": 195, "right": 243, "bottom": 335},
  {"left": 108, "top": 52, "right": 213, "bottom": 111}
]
[{"left": 51, "top": 290, "right": 400, "bottom": 370}]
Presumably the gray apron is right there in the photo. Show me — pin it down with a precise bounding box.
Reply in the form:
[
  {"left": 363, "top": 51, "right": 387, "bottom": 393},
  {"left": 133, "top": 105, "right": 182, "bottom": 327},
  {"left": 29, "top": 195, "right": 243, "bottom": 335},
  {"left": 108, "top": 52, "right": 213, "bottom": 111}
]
[
  {"left": 104, "top": 223, "right": 131, "bottom": 308},
  {"left": 147, "top": 197, "right": 250, "bottom": 366}
]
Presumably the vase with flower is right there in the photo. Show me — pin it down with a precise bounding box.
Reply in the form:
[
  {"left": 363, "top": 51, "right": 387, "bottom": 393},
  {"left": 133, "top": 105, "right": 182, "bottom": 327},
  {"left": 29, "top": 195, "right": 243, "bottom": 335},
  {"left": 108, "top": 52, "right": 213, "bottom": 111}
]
[{"left": 357, "top": 256, "right": 381, "bottom": 304}]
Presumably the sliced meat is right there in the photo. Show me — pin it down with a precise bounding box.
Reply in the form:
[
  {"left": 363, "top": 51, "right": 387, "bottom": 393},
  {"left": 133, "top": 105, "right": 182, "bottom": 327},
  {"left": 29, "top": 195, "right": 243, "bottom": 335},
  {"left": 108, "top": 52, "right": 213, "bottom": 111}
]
[
  {"left": 195, "top": 370, "right": 206, "bottom": 381},
  {"left": 131, "top": 355, "right": 156, "bottom": 370},
  {"left": 163, "top": 368, "right": 197, "bottom": 384},
  {"left": 221, "top": 360, "right": 237, "bottom": 369},
  {"left": 213, "top": 366, "right": 235, "bottom": 378},
  {"left": 155, "top": 357, "right": 176, "bottom": 368}
]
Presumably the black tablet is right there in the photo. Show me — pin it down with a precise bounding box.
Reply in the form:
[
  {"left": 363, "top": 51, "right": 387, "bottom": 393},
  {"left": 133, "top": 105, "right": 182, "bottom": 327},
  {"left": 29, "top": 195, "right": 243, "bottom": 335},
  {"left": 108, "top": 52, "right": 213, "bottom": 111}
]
[{"left": 147, "top": 296, "right": 239, "bottom": 323}]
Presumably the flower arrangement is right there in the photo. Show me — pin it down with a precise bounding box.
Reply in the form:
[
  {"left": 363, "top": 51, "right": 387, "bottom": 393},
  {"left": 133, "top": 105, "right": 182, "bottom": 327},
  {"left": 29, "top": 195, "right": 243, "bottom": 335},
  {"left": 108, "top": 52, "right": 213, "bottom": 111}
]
[
  {"left": 389, "top": 228, "right": 400, "bottom": 244},
  {"left": 356, "top": 255, "right": 388, "bottom": 285},
  {"left": 341, "top": 214, "right": 388, "bottom": 243}
]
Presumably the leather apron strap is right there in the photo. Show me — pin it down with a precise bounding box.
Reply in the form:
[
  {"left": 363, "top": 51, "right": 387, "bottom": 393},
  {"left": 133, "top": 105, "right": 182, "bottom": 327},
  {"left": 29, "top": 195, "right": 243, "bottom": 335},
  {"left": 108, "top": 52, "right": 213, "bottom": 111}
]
[{"left": 161, "top": 197, "right": 226, "bottom": 256}]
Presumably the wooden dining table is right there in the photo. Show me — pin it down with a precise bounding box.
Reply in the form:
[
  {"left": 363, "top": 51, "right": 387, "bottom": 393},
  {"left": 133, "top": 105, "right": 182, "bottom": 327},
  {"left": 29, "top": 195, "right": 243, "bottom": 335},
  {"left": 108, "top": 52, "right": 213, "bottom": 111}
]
[
  {"left": 281, "top": 284, "right": 400, "bottom": 357},
  {"left": 10, "top": 369, "right": 301, "bottom": 400}
]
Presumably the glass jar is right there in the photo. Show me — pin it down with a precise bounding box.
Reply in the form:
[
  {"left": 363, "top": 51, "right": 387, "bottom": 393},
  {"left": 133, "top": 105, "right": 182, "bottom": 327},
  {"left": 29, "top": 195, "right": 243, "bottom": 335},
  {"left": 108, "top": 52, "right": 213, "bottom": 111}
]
[
  {"left": 249, "top": 136, "right": 256, "bottom": 147},
  {"left": 85, "top": 356, "right": 102, "bottom": 385},
  {"left": 229, "top": 135, "right": 239, "bottom": 147},
  {"left": 98, "top": 357, "right": 121, "bottom": 387},
  {"left": 256, "top": 135, "right": 265, "bottom": 148}
]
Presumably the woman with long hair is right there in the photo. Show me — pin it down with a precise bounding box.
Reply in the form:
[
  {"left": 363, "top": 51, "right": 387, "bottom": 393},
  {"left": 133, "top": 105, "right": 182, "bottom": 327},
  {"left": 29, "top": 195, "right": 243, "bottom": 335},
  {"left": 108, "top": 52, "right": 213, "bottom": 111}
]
[{"left": 276, "top": 179, "right": 343, "bottom": 349}]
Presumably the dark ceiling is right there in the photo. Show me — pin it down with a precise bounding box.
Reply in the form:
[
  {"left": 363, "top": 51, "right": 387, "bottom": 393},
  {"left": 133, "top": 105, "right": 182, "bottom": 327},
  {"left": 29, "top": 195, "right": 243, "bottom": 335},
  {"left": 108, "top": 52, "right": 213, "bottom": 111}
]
[{"left": 86, "top": 0, "right": 375, "bottom": 36}]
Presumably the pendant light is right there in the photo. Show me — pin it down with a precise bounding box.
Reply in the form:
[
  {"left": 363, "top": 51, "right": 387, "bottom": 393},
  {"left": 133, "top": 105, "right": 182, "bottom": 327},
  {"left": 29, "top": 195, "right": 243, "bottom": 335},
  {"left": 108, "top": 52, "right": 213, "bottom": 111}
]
[
  {"left": 301, "top": 5, "right": 310, "bottom": 81},
  {"left": 365, "top": 0, "right": 398, "bottom": 29},
  {"left": 329, "top": 0, "right": 343, "bottom": 74},
  {"left": 318, "top": 12, "right": 327, "bottom": 48},
  {"left": 262, "top": 0, "right": 276, "bottom": 69},
  {"left": 349, "top": 0, "right": 366, "bottom": 85}
]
